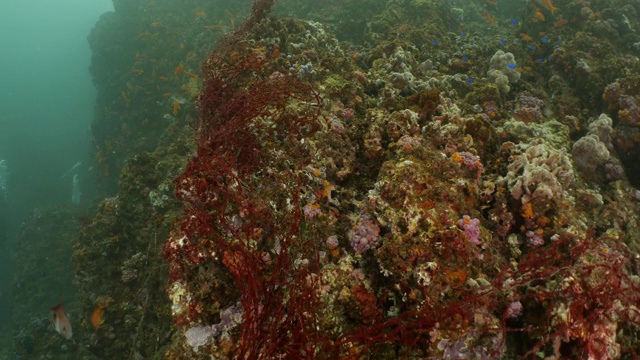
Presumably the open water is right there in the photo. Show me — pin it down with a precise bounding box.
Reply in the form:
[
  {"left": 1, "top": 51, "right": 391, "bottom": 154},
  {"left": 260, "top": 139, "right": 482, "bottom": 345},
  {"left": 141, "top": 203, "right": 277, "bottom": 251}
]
[{"left": 0, "top": 0, "right": 112, "bottom": 355}]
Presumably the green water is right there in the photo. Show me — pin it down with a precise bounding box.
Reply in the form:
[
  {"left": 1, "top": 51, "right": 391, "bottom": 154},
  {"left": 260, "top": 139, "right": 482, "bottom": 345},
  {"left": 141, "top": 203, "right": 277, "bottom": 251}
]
[{"left": 0, "top": 0, "right": 112, "bottom": 357}]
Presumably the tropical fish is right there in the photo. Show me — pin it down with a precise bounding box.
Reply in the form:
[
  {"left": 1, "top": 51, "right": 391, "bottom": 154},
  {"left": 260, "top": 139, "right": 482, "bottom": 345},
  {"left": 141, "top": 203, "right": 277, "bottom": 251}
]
[
  {"left": 535, "top": 0, "right": 559, "bottom": 16},
  {"left": 51, "top": 304, "right": 72, "bottom": 339},
  {"left": 91, "top": 304, "right": 105, "bottom": 329}
]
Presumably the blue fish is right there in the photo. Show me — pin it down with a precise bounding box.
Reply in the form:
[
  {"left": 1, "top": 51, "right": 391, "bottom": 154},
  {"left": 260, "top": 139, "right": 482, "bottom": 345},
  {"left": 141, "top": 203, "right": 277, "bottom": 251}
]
[
  {"left": 506, "top": 63, "right": 517, "bottom": 70},
  {"left": 466, "top": 78, "right": 475, "bottom": 83},
  {"left": 462, "top": 56, "right": 469, "bottom": 62},
  {"left": 511, "top": 19, "right": 519, "bottom": 26},
  {"left": 500, "top": 39, "right": 507, "bottom": 46},
  {"left": 432, "top": 40, "right": 438, "bottom": 46},
  {"left": 461, "top": 31, "right": 467, "bottom": 37},
  {"left": 537, "top": 58, "right": 547, "bottom": 63},
  {"left": 528, "top": 45, "right": 537, "bottom": 50},
  {"left": 540, "top": 37, "right": 549, "bottom": 43}
]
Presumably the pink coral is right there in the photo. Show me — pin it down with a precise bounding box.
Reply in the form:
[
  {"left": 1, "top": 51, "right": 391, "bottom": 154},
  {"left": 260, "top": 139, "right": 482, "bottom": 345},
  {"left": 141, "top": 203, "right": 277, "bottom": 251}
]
[
  {"left": 351, "top": 218, "right": 380, "bottom": 254},
  {"left": 457, "top": 215, "right": 481, "bottom": 245},
  {"left": 514, "top": 94, "right": 544, "bottom": 123},
  {"left": 505, "top": 301, "right": 523, "bottom": 319}
]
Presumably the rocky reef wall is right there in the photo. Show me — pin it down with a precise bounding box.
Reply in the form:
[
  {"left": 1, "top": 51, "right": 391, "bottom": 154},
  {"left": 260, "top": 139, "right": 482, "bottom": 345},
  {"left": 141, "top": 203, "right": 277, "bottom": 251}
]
[{"left": 7, "top": 0, "right": 640, "bottom": 359}]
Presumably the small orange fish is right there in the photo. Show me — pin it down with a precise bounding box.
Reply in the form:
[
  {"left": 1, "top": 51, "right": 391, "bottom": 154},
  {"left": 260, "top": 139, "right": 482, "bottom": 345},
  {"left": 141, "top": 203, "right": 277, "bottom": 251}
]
[
  {"left": 482, "top": 10, "right": 496, "bottom": 24},
  {"left": 535, "top": 0, "right": 559, "bottom": 16},
  {"left": 174, "top": 64, "right": 184, "bottom": 76},
  {"left": 131, "top": 69, "right": 144, "bottom": 75},
  {"left": 173, "top": 100, "right": 180, "bottom": 115},
  {"left": 194, "top": 10, "right": 206, "bottom": 17},
  {"left": 51, "top": 304, "right": 73, "bottom": 339},
  {"left": 91, "top": 304, "right": 105, "bottom": 329},
  {"left": 553, "top": 18, "right": 568, "bottom": 27},
  {"left": 520, "top": 33, "right": 533, "bottom": 41},
  {"left": 533, "top": 9, "right": 546, "bottom": 22}
]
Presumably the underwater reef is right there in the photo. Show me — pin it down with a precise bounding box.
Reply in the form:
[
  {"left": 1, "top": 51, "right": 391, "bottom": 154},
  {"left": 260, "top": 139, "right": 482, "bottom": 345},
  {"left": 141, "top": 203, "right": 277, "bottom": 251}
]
[
  {"left": 163, "top": 0, "right": 640, "bottom": 358},
  {"left": 5, "top": 0, "right": 640, "bottom": 359}
]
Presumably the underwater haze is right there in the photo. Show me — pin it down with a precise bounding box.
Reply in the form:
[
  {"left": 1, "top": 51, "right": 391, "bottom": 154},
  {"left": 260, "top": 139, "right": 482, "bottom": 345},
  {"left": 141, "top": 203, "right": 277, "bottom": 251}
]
[
  {"left": 0, "top": 0, "right": 112, "bottom": 218},
  {"left": 0, "top": 0, "right": 112, "bottom": 348}
]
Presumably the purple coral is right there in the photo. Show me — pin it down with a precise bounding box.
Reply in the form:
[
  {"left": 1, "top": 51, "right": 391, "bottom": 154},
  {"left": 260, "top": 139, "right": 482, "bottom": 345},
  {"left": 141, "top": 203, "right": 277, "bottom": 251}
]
[
  {"left": 505, "top": 301, "right": 523, "bottom": 319},
  {"left": 515, "top": 94, "right": 544, "bottom": 123},
  {"left": 326, "top": 114, "right": 345, "bottom": 133},
  {"left": 303, "top": 203, "right": 322, "bottom": 220},
  {"left": 452, "top": 152, "right": 484, "bottom": 182},
  {"left": 618, "top": 94, "right": 640, "bottom": 126},
  {"left": 457, "top": 215, "right": 481, "bottom": 245},
  {"left": 351, "top": 219, "right": 380, "bottom": 254},
  {"left": 526, "top": 230, "right": 544, "bottom": 246},
  {"left": 455, "top": 152, "right": 482, "bottom": 171},
  {"left": 326, "top": 235, "right": 339, "bottom": 249},
  {"left": 185, "top": 302, "right": 243, "bottom": 351},
  {"left": 483, "top": 100, "right": 499, "bottom": 119}
]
